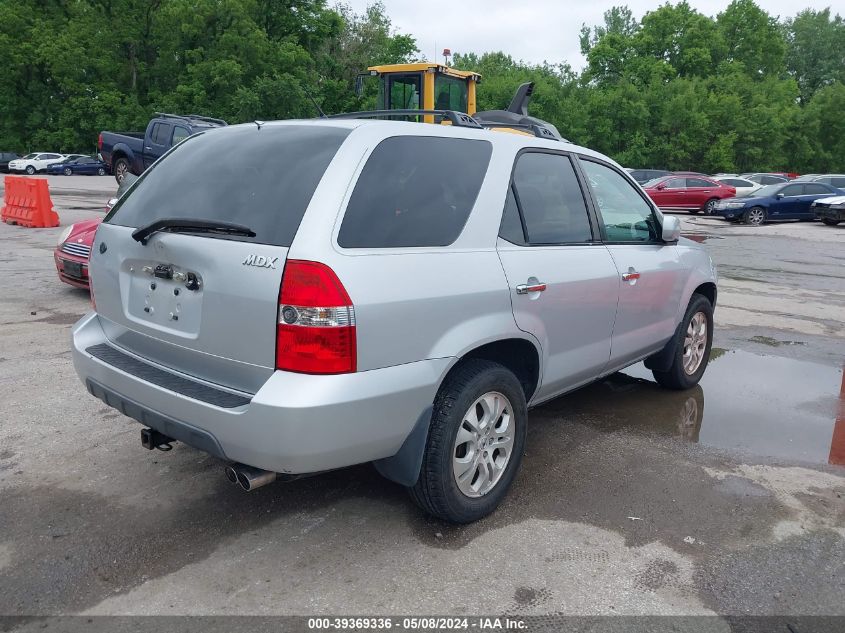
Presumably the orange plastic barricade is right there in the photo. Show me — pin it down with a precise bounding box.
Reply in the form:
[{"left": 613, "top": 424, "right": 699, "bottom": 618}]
[{"left": 1, "top": 175, "right": 60, "bottom": 228}]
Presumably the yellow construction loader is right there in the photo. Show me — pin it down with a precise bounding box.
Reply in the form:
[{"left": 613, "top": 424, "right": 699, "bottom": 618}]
[{"left": 345, "top": 62, "right": 564, "bottom": 141}]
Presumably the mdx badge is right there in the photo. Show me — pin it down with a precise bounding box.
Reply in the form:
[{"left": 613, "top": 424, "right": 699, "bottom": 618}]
[{"left": 242, "top": 254, "right": 278, "bottom": 269}]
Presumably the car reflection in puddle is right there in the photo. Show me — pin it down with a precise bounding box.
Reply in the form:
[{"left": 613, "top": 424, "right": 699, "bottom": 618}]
[{"left": 533, "top": 350, "right": 845, "bottom": 467}]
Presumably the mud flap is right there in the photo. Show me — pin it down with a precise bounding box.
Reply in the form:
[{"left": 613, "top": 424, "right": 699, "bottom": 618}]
[{"left": 372, "top": 406, "right": 433, "bottom": 487}]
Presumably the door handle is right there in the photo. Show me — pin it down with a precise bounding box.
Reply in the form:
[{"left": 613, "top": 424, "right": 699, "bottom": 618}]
[
  {"left": 621, "top": 270, "right": 641, "bottom": 282},
  {"left": 145, "top": 146, "right": 152, "bottom": 150},
  {"left": 516, "top": 282, "right": 547, "bottom": 294}
]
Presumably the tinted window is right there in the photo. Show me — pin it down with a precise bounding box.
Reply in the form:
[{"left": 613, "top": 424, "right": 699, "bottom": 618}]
[
  {"left": 779, "top": 184, "right": 803, "bottom": 196},
  {"left": 803, "top": 183, "right": 830, "bottom": 195},
  {"left": 434, "top": 75, "right": 468, "bottom": 112},
  {"left": 511, "top": 152, "right": 592, "bottom": 244},
  {"left": 499, "top": 186, "right": 526, "bottom": 245},
  {"left": 172, "top": 126, "right": 190, "bottom": 145},
  {"left": 686, "top": 178, "right": 714, "bottom": 187},
  {"left": 150, "top": 123, "right": 171, "bottom": 145},
  {"left": 388, "top": 74, "right": 421, "bottom": 110},
  {"left": 107, "top": 125, "right": 350, "bottom": 247},
  {"left": 338, "top": 136, "right": 491, "bottom": 248},
  {"left": 831, "top": 177, "right": 845, "bottom": 188},
  {"left": 761, "top": 175, "right": 786, "bottom": 185},
  {"left": 580, "top": 159, "right": 659, "bottom": 242},
  {"left": 665, "top": 178, "right": 686, "bottom": 188},
  {"left": 722, "top": 178, "right": 751, "bottom": 187},
  {"left": 42, "top": 154, "right": 60, "bottom": 160},
  {"left": 78, "top": 157, "right": 94, "bottom": 164}
]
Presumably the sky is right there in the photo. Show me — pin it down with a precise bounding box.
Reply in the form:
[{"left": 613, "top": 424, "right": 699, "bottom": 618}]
[{"left": 343, "top": 0, "right": 839, "bottom": 69}]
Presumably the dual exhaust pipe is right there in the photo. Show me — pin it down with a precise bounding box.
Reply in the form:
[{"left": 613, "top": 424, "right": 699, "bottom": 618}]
[{"left": 225, "top": 463, "right": 277, "bottom": 491}]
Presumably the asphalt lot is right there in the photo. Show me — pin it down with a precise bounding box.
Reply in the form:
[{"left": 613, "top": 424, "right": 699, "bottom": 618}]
[{"left": 0, "top": 176, "right": 843, "bottom": 619}]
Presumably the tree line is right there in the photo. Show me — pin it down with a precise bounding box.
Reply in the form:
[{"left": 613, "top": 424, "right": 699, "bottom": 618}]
[{"left": 0, "top": 0, "right": 842, "bottom": 173}]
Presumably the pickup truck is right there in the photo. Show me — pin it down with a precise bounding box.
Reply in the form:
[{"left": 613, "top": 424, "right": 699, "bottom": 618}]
[{"left": 98, "top": 113, "right": 227, "bottom": 182}]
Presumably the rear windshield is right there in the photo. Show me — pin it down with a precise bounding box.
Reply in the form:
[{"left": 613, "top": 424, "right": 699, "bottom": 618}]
[
  {"left": 337, "top": 136, "right": 492, "bottom": 248},
  {"left": 106, "top": 125, "right": 350, "bottom": 247}
]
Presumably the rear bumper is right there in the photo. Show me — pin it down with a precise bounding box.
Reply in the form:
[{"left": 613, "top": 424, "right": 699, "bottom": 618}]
[{"left": 72, "top": 313, "right": 450, "bottom": 474}]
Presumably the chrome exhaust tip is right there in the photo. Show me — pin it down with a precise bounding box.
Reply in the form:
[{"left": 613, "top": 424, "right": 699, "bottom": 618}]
[
  {"left": 226, "top": 464, "right": 277, "bottom": 491},
  {"left": 224, "top": 464, "right": 239, "bottom": 484}
]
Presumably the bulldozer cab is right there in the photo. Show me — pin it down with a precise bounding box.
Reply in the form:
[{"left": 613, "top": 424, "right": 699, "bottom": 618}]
[{"left": 362, "top": 63, "right": 480, "bottom": 123}]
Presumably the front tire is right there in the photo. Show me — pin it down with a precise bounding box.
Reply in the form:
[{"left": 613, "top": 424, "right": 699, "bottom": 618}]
[
  {"left": 744, "top": 206, "right": 766, "bottom": 226},
  {"left": 409, "top": 359, "right": 527, "bottom": 523},
  {"left": 652, "top": 294, "right": 714, "bottom": 390},
  {"left": 25, "top": 165, "right": 35, "bottom": 175},
  {"left": 63, "top": 167, "right": 72, "bottom": 176},
  {"left": 97, "top": 167, "right": 106, "bottom": 176}
]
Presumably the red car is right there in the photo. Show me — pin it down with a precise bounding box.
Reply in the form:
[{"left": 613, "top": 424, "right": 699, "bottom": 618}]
[
  {"left": 54, "top": 217, "right": 101, "bottom": 289},
  {"left": 643, "top": 175, "right": 736, "bottom": 214}
]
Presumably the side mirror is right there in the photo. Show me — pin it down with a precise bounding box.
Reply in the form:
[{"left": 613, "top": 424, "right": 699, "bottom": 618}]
[
  {"left": 775, "top": 193, "right": 784, "bottom": 199},
  {"left": 661, "top": 215, "right": 681, "bottom": 243},
  {"left": 656, "top": 183, "right": 666, "bottom": 190}
]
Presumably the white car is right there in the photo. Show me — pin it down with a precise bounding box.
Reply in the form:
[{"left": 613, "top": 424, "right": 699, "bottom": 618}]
[
  {"left": 714, "top": 176, "right": 762, "bottom": 198},
  {"left": 8, "top": 153, "right": 65, "bottom": 175}
]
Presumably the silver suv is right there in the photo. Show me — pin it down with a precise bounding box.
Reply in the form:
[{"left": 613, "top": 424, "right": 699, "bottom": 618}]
[{"left": 72, "top": 119, "right": 717, "bottom": 523}]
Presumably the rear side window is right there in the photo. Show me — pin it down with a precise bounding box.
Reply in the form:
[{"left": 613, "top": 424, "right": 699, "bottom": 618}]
[
  {"left": 338, "top": 136, "right": 492, "bottom": 248},
  {"left": 106, "top": 125, "right": 350, "bottom": 247},
  {"left": 510, "top": 152, "right": 593, "bottom": 244},
  {"left": 803, "top": 183, "right": 830, "bottom": 195}
]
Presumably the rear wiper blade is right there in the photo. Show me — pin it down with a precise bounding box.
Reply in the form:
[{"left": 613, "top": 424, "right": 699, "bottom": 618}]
[{"left": 132, "top": 218, "right": 256, "bottom": 245}]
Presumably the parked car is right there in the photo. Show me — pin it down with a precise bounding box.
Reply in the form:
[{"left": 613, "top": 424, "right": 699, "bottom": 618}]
[
  {"left": 47, "top": 156, "right": 109, "bottom": 176},
  {"left": 72, "top": 118, "right": 718, "bottom": 523},
  {"left": 626, "top": 168, "right": 672, "bottom": 184},
  {"left": 812, "top": 195, "right": 845, "bottom": 226},
  {"left": 54, "top": 219, "right": 100, "bottom": 288},
  {"left": 99, "top": 112, "right": 227, "bottom": 183},
  {"left": 0, "top": 152, "right": 20, "bottom": 172},
  {"left": 642, "top": 175, "right": 736, "bottom": 213},
  {"left": 7, "top": 152, "right": 65, "bottom": 174},
  {"left": 714, "top": 181, "right": 843, "bottom": 225},
  {"left": 799, "top": 174, "right": 845, "bottom": 188},
  {"left": 53, "top": 175, "right": 137, "bottom": 289},
  {"left": 713, "top": 176, "right": 762, "bottom": 197},
  {"left": 740, "top": 173, "right": 789, "bottom": 185}
]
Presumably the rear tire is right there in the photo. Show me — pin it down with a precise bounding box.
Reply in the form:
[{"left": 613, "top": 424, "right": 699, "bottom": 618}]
[
  {"left": 744, "top": 206, "right": 766, "bottom": 226},
  {"left": 822, "top": 219, "right": 840, "bottom": 226},
  {"left": 409, "top": 359, "right": 527, "bottom": 523},
  {"left": 97, "top": 167, "right": 106, "bottom": 176},
  {"left": 652, "top": 294, "right": 714, "bottom": 391},
  {"left": 113, "top": 157, "right": 130, "bottom": 184}
]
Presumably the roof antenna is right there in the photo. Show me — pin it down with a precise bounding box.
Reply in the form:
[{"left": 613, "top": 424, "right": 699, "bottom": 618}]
[{"left": 303, "top": 86, "right": 327, "bottom": 118}]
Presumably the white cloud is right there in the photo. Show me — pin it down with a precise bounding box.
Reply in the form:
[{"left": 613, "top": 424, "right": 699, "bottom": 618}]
[{"left": 344, "top": 0, "right": 840, "bottom": 69}]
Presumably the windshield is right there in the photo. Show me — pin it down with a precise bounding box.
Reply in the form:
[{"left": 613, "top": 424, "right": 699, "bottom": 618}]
[
  {"left": 106, "top": 124, "right": 350, "bottom": 247},
  {"left": 753, "top": 184, "right": 783, "bottom": 198},
  {"left": 22, "top": 154, "right": 36, "bottom": 159}
]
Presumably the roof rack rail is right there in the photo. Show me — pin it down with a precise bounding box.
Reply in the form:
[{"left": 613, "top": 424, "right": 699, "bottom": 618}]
[
  {"left": 327, "top": 109, "right": 483, "bottom": 129},
  {"left": 479, "top": 122, "right": 563, "bottom": 141},
  {"left": 153, "top": 112, "right": 228, "bottom": 126}
]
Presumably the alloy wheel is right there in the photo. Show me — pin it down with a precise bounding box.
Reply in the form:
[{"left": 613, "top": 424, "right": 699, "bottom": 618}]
[
  {"left": 683, "top": 311, "right": 707, "bottom": 375},
  {"left": 746, "top": 207, "right": 765, "bottom": 225},
  {"left": 452, "top": 391, "right": 515, "bottom": 498}
]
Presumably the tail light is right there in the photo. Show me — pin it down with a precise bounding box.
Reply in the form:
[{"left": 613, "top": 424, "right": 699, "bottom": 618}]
[
  {"left": 276, "top": 260, "right": 356, "bottom": 374},
  {"left": 97, "top": 133, "right": 103, "bottom": 151}
]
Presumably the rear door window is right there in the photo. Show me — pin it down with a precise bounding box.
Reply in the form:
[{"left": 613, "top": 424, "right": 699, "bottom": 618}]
[
  {"left": 508, "top": 152, "right": 593, "bottom": 244},
  {"left": 106, "top": 125, "right": 350, "bottom": 247},
  {"left": 686, "top": 178, "right": 713, "bottom": 187},
  {"left": 337, "top": 136, "right": 492, "bottom": 248},
  {"left": 803, "top": 183, "right": 830, "bottom": 195}
]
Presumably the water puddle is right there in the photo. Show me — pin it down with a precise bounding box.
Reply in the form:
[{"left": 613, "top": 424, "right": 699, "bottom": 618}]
[{"left": 533, "top": 350, "right": 844, "bottom": 467}]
